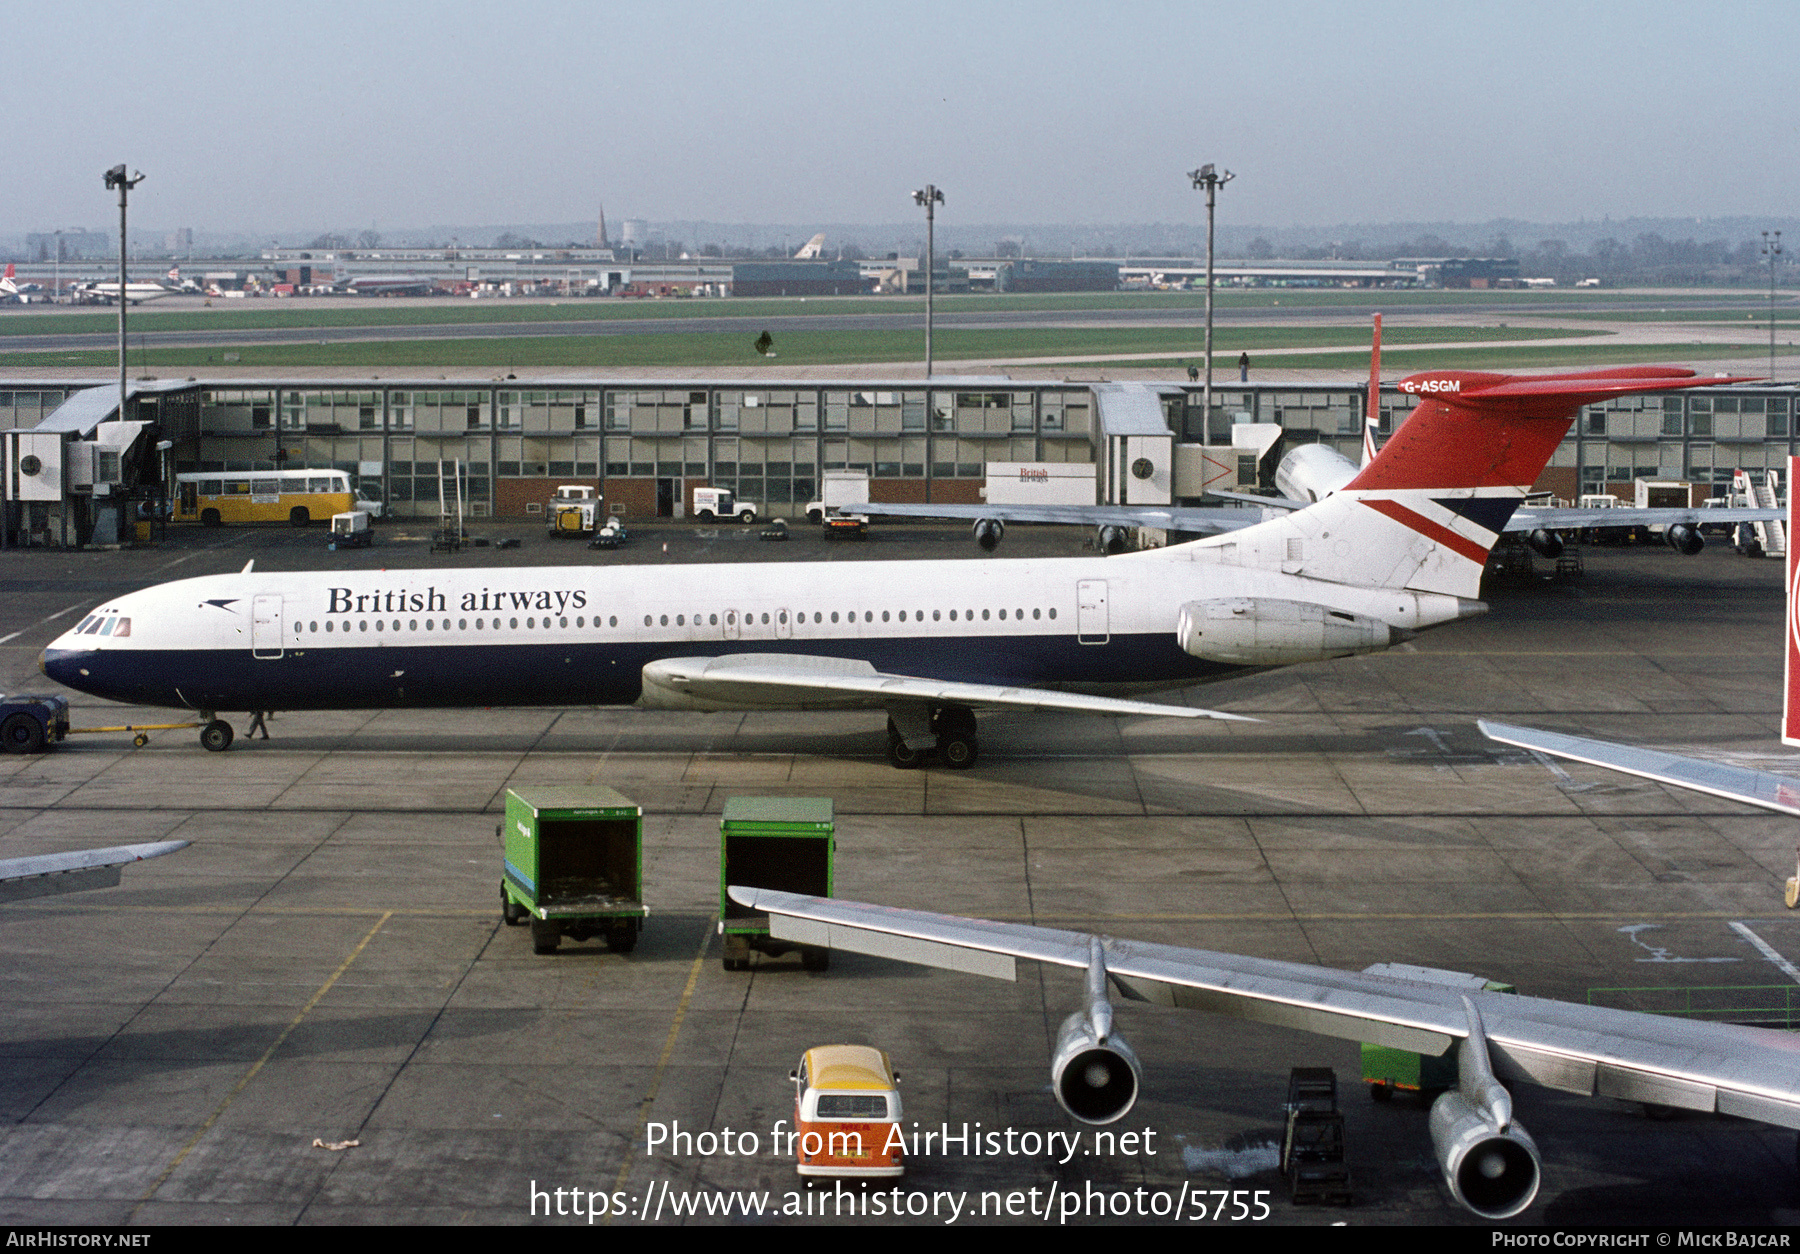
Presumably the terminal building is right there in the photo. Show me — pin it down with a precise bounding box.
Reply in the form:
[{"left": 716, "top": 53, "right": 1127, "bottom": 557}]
[{"left": 2, "top": 374, "right": 1795, "bottom": 544}]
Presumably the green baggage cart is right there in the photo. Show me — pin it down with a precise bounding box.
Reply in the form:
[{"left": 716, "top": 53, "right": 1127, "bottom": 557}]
[
  {"left": 718, "top": 796, "right": 834, "bottom": 972},
  {"left": 501, "top": 786, "right": 646, "bottom": 955}
]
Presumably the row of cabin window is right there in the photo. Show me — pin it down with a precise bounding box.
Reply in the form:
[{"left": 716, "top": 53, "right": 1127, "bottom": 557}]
[
  {"left": 294, "top": 605, "right": 1061, "bottom": 637},
  {"left": 298, "top": 615, "right": 622, "bottom": 635},
  {"left": 641, "top": 607, "right": 1059, "bottom": 628}
]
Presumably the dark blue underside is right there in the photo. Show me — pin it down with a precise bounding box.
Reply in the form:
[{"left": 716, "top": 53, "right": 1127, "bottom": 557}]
[{"left": 43, "top": 633, "right": 1240, "bottom": 712}]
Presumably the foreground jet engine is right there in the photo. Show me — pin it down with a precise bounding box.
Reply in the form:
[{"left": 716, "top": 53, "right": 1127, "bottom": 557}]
[
  {"left": 1428, "top": 998, "right": 1541, "bottom": 1219},
  {"left": 972, "top": 518, "right": 1005, "bottom": 550},
  {"left": 1050, "top": 938, "right": 1143, "bottom": 1124}
]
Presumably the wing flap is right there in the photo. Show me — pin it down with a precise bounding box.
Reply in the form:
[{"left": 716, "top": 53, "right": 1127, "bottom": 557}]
[{"left": 643, "top": 654, "right": 1255, "bottom": 721}]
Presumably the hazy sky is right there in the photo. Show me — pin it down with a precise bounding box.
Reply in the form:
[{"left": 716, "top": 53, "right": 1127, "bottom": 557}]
[{"left": 10, "top": 0, "right": 1795, "bottom": 235}]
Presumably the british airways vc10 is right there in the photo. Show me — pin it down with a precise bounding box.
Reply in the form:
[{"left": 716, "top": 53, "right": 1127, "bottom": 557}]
[{"left": 41, "top": 366, "right": 1747, "bottom": 767}]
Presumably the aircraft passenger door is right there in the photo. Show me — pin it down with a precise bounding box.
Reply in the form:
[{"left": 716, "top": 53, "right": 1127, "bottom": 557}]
[
  {"left": 251, "top": 594, "right": 285, "bottom": 659},
  {"left": 1076, "top": 580, "right": 1109, "bottom": 645}
]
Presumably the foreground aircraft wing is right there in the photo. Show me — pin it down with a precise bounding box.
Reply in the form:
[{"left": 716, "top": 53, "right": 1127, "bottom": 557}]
[
  {"left": 642, "top": 653, "right": 1254, "bottom": 722},
  {"left": 1479, "top": 720, "right": 1800, "bottom": 815},
  {"left": 852, "top": 501, "right": 1274, "bottom": 534},
  {"left": 0, "top": 840, "right": 189, "bottom": 903},
  {"left": 732, "top": 886, "right": 1800, "bottom": 1125}
]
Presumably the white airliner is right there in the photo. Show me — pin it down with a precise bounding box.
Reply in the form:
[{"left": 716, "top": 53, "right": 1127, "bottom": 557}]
[
  {"left": 41, "top": 365, "right": 1747, "bottom": 765},
  {"left": 72, "top": 267, "right": 182, "bottom": 305},
  {"left": 731, "top": 881, "right": 1800, "bottom": 1220},
  {"left": 0, "top": 264, "right": 45, "bottom": 304}
]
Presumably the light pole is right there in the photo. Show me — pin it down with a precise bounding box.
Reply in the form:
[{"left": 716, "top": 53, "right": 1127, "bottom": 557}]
[
  {"left": 1188, "top": 164, "right": 1234, "bottom": 445},
  {"left": 105, "top": 164, "right": 145, "bottom": 424},
  {"left": 913, "top": 185, "right": 943, "bottom": 378},
  {"left": 1763, "top": 230, "right": 1783, "bottom": 383}
]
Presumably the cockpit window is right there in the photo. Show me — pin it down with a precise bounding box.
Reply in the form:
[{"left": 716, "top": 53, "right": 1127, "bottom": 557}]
[
  {"left": 110, "top": 618, "right": 130, "bottom": 637},
  {"left": 81, "top": 617, "right": 105, "bottom": 634},
  {"left": 74, "top": 616, "right": 96, "bottom": 633}
]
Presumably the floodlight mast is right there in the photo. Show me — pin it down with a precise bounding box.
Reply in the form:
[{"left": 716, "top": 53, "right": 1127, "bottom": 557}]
[
  {"left": 1764, "top": 230, "right": 1783, "bottom": 384},
  {"left": 913, "top": 185, "right": 944, "bottom": 378},
  {"left": 105, "top": 164, "right": 145, "bottom": 425},
  {"left": 1188, "top": 163, "right": 1234, "bottom": 446}
]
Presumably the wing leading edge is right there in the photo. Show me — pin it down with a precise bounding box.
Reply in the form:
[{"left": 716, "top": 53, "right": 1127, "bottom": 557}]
[
  {"left": 0, "top": 840, "right": 190, "bottom": 903},
  {"left": 1479, "top": 720, "right": 1800, "bottom": 816},
  {"left": 729, "top": 886, "right": 1800, "bottom": 1129}
]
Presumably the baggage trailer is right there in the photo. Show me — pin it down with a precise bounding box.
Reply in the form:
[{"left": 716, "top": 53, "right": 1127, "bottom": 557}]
[
  {"left": 500, "top": 787, "right": 646, "bottom": 954},
  {"left": 719, "top": 796, "right": 834, "bottom": 971}
]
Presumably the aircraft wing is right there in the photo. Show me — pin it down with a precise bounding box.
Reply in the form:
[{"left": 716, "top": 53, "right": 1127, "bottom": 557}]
[
  {"left": 1506, "top": 506, "right": 1782, "bottom": 531},
  {"left": 1479, "top": 720, "right": 1800, "bottom": 815},
  {"left": 730, "top": 886, "right": 1800, "bottom": 1128},
  {"left": 641, "top": 653, "right": 1254, "bottom": 721},
  {"left": 854, "top": 501, "right": 1276, "bottom": 534},
  {"left": 0, "top": 840, "right": 189, "bottom": 903}
]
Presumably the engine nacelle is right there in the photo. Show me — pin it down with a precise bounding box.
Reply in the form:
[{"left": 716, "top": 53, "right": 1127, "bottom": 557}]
[
  {"left": 1050, "top": 1009, "right": 1141, "bottom": 1125},
  {"left": 1428, "top": 1089, "right": 1542, "bottom": 1220},
  {"left": 1096, "top": 524, "right": 1130, "bottom": 555},
  {"left": 972, "top": 518, "right": 1005, "bottom": 550},
  {"left": 1273, "top": 441, "right": 1360, "bottom": 504},
  {"left": 1176, "top": 598, "right": 1400, "bottom": 666},
  {"left": 1525, "top": 528, "right": 1564, "bottom": 559},
  {"left": 1664, "top": 522, "right": 1704, "bottom": 556}
]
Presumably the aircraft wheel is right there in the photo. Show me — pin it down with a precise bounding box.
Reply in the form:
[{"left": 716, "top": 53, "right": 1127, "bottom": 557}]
[
  {"left": 722, "top": 934, "right": 751, "bottom": 971},
  {"left": 200, "top": 720, "right": 234, "bottom": 752},
  {"left": 530, "top": 920, "right": 560, "bottom": 954},
  {"left": 502, "top": 891, "right": 526, "bottom": 926},
  {"left": 289, "top": 507, "right": 310, "bottom": 527},
  {"left": 1, "top": 714, "right": 46, "bottom": 755},
  {"left": 887, "top": 737, "right": 924, "bottom": 769},
  {"left": 940, "top": 735, "right": 978, "bottom": 770}
]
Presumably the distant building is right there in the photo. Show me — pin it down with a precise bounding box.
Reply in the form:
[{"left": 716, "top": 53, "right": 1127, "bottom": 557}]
[
  {"left": 165, "top": 228, "right": 193, "bottom": 254},
  {"left": 26, "top": 230, "right": 110, "bottom": 262},
  {"left": 731, "top": 260, "right": 869, "bottom": 297},
  {"left": 999, "top": 259, "right": 1121, "bottom": 293}
]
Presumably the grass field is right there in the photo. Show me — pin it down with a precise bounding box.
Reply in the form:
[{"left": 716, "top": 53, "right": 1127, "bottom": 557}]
[
  {"left": 0, "top": 323, "right": 1600, "bottom": 370},
  {"left": 0, "top": 284, "right": 1782, "bottom": 339}
]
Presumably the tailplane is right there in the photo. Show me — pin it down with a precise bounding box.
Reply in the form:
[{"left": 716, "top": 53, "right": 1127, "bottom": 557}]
[{"left": 1206, "top": 367, "right": 1756, "bottom": 599}]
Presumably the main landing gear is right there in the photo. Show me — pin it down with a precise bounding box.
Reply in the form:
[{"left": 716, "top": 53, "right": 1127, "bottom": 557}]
[{"left": 885, "top": 705, "right": 978, "bottom": 771}]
